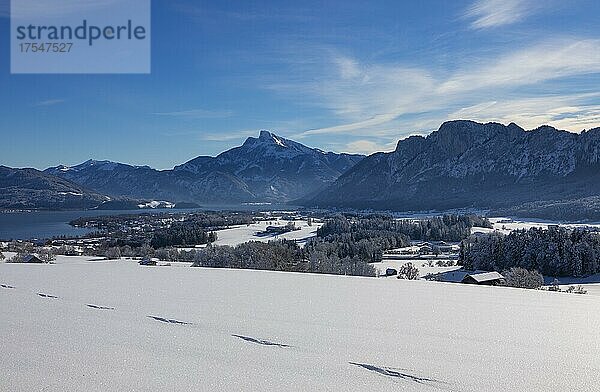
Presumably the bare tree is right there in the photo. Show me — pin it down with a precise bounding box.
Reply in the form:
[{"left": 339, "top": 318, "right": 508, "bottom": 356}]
[{"left": 397, "top": 262, "right": 420, "bottom": 280}]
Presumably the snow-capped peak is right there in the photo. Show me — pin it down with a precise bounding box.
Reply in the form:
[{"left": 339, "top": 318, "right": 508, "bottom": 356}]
[
  {"left": 257, "top": 130, "right": 287, "bottom": 148},
  {"left": 272, "top": 135, "right": 287, "bottom": 148}
]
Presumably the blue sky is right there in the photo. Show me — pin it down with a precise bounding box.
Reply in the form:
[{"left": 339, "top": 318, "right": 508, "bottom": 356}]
[{"left": 0, "top": 0, "right": 599, "bottom": 169}]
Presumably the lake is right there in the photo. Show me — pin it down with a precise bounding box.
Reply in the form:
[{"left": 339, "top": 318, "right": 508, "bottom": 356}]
[
  {"left": 0, "top": 204, "right": 296, "bottom": 241},
  {"left": 0, "top": 210, "right": 150, "bottom": 240}
]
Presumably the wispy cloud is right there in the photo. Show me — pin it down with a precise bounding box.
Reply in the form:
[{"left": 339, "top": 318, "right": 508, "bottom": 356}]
[
  {"left": 153, "top": 108, "right": 233, "bottom": 119},
  {"left": 159, "top": 128, "right": 259, "bottom": 142},
  {"left": 272, "top": 37, "right": 600, "bottom": 154},
  {"left": 33, "top": 99, "right": 66, "bottom": 107},
  {"left": 295, "top": 114, "right": 402, "bottom": 138},
  {"left": 448, "top": 94, "right": 600, "bottom": 131},
  {"left": 343, "top": 139, "right": 397, "bottom": 155},
  {"left": 464, "top": 0, "right": 537, "bottom": 29},
  {"left": 199, "top": 130, "right": 258, "bottom": 141},
  {"left": 438, "top": 39, "right": 600, "bottom": 93}
]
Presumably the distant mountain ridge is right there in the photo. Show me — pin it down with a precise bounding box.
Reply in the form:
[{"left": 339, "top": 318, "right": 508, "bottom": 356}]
[
  {"left": 304, "top": 120, "right": 600, "bottom": 211},
  {"left": 7, "top": 122, "right": 600, "bottom": 214},
  {"left": 0, "top": 166, "right": 109, "bottom": 210},
  {"left": 44, "top": 131, "right": 364, "bottom": 205}
]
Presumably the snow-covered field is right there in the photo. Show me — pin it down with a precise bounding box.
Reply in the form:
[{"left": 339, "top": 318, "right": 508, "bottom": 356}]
[
  {"left": 1, "top": 256, "right": 599, "bottom": 391},
  {"left": 210, "top": 219, "right": 322, "bottom": 247},
  {"left": 373, "top": 259, "right": 460, "bottom": 278},
  {"left": 375, "top": 258, "right": 600, "bottom": 296},
  {"left": 471, "top": 217, "right": 600, "bottom": 236}
]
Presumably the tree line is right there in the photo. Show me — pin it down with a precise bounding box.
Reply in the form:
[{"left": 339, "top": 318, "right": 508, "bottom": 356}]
[
  {"left": 191, "top": 239, "right": 377, "bottom": 277},
  {"left": 460, "top": 226, "right": 600, "bottom": 277},
  {"left": 187, "top": 214, "right": 490, "bottom": 277}
]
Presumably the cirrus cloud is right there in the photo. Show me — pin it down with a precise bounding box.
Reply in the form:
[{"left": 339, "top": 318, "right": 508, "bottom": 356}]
[
  {"left": 464, "top": 0, "right": 539, "bottom": 29},
  {"left": 274, "top": 37, "right": 600, "bottom": 154}
]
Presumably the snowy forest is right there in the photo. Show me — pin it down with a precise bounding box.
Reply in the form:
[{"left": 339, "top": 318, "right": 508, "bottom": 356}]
[
  {"left": 460, "top": 227, "right": 600, "bottom": 277},
  {"left": 189, "top": 214, "right": 491, "bottom": 277},
  {"left": 150, "top": 223, "right": 218, "bottom": 248},
  {"left": 150, "top": 212, "right": 256, "bottom": 248},
  {"left": 317, "top": 214, "right": 491, "bottom": 243}
]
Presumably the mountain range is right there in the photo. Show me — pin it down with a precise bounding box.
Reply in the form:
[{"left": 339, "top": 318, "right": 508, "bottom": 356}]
[
  {"left": 40, "top": 131, "right": 363, "bottom": 208},
  {"left": 3, "top": 122, "right": 600, "bottom": 216},
  {"left": 304, "top": 120, "right": 600, "bottom": 213}
]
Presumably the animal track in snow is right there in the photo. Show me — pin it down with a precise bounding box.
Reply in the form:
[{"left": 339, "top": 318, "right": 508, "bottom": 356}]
[
  {"left": 350, "top": 362, "right": 442, "bottom": 386},
  {"left": 37, "top": 293, "right": 58, "bottom": 299},
  {"left": 232, "top": 334, "right": 291, "bottom": 348},
  {"left": 86, "top": 304, "right": 115, "bottom": 310},
  {"left": 147, "top": 315, "right": 192, "bottom": 325}
]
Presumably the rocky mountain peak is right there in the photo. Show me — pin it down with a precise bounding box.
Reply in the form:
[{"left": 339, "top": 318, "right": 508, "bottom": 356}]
[
  {"left": 243, "top": 130, "right": 288, "bottom": 149},
  {"left": 45, "top": 130, "right": 364, "bottom": 205},
  {"left": 258, "top": 130, "right": 273, "bottom": 140}
]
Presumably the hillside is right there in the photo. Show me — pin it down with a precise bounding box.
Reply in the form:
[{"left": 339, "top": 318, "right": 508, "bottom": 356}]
[
  {"left": 0, "top": 166, "right": 110, "bottom": 210},
  {"left": 305, "top": 121, "right": 600, "bottom": 211}
]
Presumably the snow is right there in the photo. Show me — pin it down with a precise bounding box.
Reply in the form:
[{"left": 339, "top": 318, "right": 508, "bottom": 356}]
[
  {"left": 1, "top": 255, "right": 599, "bottom": 391},
  {"left": 374, "top": 259, "right": 461, "bottom": 278},
  {"left": 375, "top": 257, "right": 600, "bottom": 295},
  {"left": 136, "top": 200, "right": 176, "bottom": 209},
  {"left": 486, "top": 217, "right": 600, "bottom": 235},
  {"left": 211, "top": 219, "right": 322, "bottom": 247},
  {"left": 272, "top": 135, "right": 287, "bottom": 147},
  {"left": 542, "top": 274, "right": 600, "bottom": 296},
  {"left": 471, "top": 226, "right": 498, "bottom": 235}
]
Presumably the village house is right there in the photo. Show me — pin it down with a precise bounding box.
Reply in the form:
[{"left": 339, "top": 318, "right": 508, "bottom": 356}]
[{"left": 461, "top": 271, "right": 505, "bottom": 286}]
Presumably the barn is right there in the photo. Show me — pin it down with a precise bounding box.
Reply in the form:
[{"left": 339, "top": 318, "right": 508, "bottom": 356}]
[
  {"left": 23, "top": 254, "right": 44, "bottom": 264},
  {"left": 461, "top": 271, "right": 505, "bottom": 286}
]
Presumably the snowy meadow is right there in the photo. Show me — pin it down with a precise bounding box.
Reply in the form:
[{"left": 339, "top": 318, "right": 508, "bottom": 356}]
[{"left": 1, "top": 255, "right": 599, "bottom": 391}]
